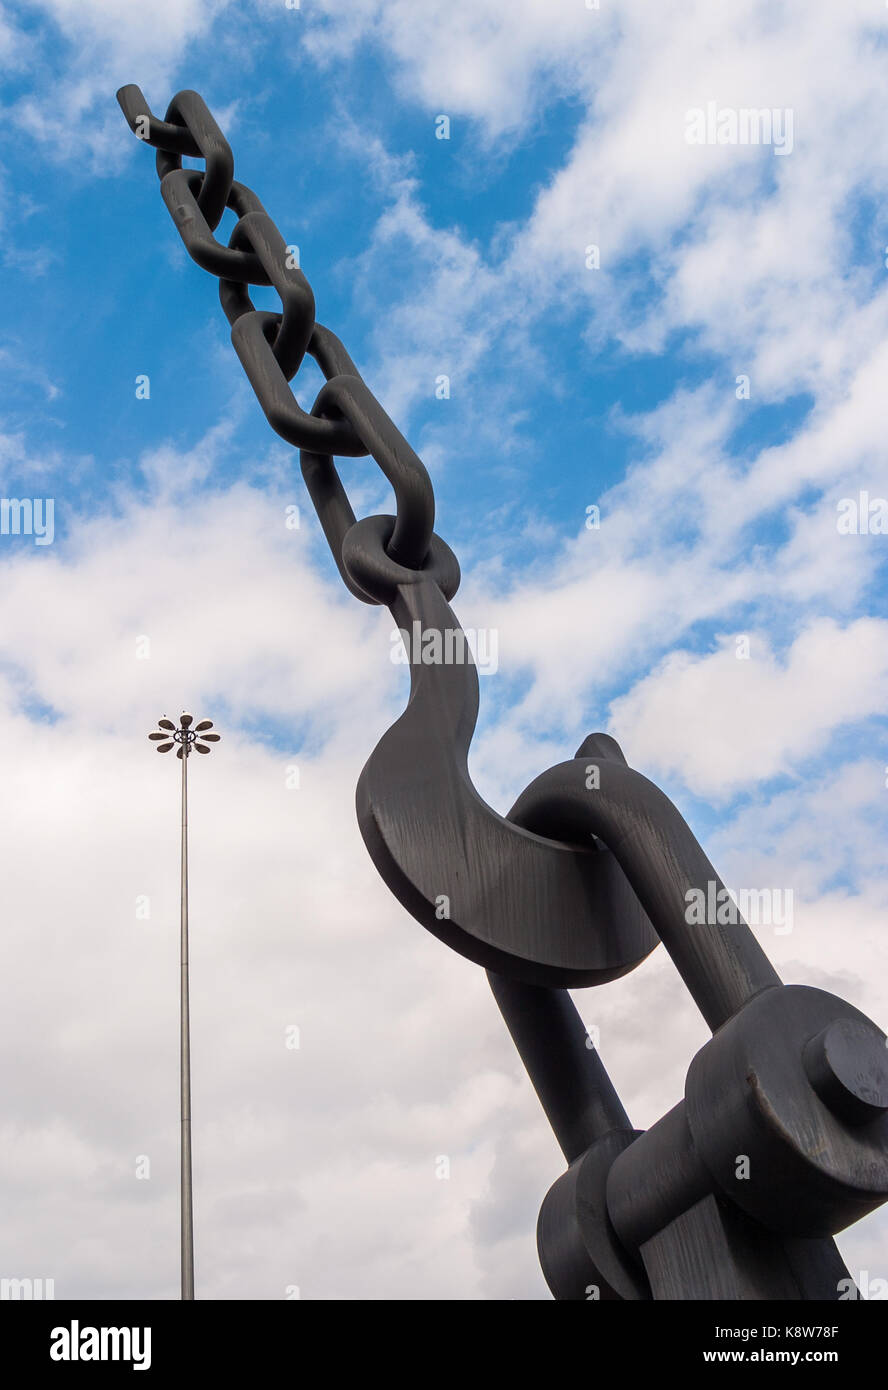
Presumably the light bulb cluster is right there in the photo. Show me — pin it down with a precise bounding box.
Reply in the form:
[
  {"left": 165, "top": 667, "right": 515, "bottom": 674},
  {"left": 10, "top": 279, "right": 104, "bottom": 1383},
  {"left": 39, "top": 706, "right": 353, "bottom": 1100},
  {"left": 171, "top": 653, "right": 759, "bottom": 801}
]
[{"left": 148, "top": 712, "right": 221, "bottom": 759}]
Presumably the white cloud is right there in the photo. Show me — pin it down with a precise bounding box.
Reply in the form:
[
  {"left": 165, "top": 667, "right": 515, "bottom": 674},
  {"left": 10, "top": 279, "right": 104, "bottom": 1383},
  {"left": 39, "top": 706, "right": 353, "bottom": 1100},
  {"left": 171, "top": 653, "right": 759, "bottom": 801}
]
[
  {"left": 302, "top": 0, "right": 602, "bottom": 135},
  {"left": 0, "top": 453, "right": 539, "bottom": 1298},
  {"left": 5, "top": 0, "right": 233, "bottom": 164},
  {"left": 608, "top": 618, "right": 888, "bottom": 796}
]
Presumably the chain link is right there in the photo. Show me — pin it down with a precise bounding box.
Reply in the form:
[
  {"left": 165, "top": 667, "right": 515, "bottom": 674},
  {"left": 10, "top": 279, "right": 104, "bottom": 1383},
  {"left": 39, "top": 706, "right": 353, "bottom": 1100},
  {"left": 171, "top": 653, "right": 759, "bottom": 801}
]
[{"left": 117, "top": 85, "right": 439, "bottom": 597}]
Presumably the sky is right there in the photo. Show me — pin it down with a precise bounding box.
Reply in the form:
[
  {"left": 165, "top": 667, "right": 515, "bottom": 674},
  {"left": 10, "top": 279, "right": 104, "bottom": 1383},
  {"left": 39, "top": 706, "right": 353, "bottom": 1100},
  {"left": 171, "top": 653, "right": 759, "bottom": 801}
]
[{"left": 0, "top": 0, "right": 887, "bottom": 1300}]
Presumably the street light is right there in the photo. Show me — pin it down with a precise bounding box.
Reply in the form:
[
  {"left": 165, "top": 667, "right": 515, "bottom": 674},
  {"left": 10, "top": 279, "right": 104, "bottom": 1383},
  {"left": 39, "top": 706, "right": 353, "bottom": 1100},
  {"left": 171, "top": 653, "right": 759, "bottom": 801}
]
[{"left": 148, "top": 711, "right": 221, "bottom": 1300}]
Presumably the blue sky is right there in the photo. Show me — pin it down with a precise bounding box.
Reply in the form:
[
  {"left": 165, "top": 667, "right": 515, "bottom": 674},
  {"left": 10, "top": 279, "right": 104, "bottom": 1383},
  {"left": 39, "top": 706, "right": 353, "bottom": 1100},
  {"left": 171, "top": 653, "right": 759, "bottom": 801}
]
[{"left": 1, "top": 0, "right": 887, "bottom": 1299}]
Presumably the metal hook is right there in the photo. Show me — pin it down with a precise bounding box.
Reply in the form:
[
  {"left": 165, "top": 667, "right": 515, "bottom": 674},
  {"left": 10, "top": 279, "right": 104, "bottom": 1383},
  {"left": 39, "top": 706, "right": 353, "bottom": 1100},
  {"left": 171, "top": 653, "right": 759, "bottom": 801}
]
[{"left": 353, "top": 562, "right": 658, "bottom": 987}]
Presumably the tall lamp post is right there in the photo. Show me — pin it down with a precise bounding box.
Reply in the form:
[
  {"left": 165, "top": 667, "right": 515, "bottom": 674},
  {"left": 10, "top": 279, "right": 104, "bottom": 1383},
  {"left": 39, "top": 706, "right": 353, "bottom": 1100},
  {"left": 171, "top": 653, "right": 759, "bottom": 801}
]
[{"left": 148, "top": 711, "right": 220, "bottom": 1300}]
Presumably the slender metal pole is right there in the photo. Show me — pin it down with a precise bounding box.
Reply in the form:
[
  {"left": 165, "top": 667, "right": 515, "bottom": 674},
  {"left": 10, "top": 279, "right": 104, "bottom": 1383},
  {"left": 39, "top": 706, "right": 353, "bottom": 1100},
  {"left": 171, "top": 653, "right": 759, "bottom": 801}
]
[{"left": 180, "top": 747, "right": 194, "bottom": 1300}]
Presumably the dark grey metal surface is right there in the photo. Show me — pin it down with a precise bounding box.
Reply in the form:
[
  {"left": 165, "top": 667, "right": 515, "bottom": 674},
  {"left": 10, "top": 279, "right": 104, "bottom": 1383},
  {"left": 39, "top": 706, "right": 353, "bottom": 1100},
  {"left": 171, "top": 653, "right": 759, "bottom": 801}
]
[
  {"left": 508, "top": 732, "right": 780, "bottom": 1029},
  {"left": 486, "top": 972, "right": 630, "bottom": 1162},
  {"left": 120, "top": 86, "right": 888, "bottom": 1301},
  {"left": 354, "top": 577, "right": 658, "bottom": 984}
]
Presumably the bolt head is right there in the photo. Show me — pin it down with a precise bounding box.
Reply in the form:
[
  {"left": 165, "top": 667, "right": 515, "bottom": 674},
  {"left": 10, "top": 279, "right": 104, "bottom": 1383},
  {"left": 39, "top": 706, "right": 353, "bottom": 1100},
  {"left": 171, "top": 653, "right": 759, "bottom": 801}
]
[{"left": 804, "top": 1019, "right": 888, "bottom": 1125}]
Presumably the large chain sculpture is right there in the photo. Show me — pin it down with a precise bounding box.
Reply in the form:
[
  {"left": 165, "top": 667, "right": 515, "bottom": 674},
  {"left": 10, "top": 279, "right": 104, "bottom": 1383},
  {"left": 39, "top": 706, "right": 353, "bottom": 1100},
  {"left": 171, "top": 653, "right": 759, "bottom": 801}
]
[{"left": 118, "top": 87, "right": 888, "bottom": 1300}]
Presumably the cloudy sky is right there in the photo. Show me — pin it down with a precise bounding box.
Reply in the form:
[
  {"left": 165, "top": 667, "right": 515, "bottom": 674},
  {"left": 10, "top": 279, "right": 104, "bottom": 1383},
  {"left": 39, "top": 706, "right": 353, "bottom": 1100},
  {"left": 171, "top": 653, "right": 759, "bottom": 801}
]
[{"left": 1, "top": 0, "right": 886, "bottom": 1299}]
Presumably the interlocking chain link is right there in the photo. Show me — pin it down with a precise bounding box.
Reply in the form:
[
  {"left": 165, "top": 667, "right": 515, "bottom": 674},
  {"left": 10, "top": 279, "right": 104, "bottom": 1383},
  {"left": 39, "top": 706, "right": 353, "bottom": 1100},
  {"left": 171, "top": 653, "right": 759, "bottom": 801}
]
[{"left": 117, "top": 85, "right": 441, "bottom": 600}]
